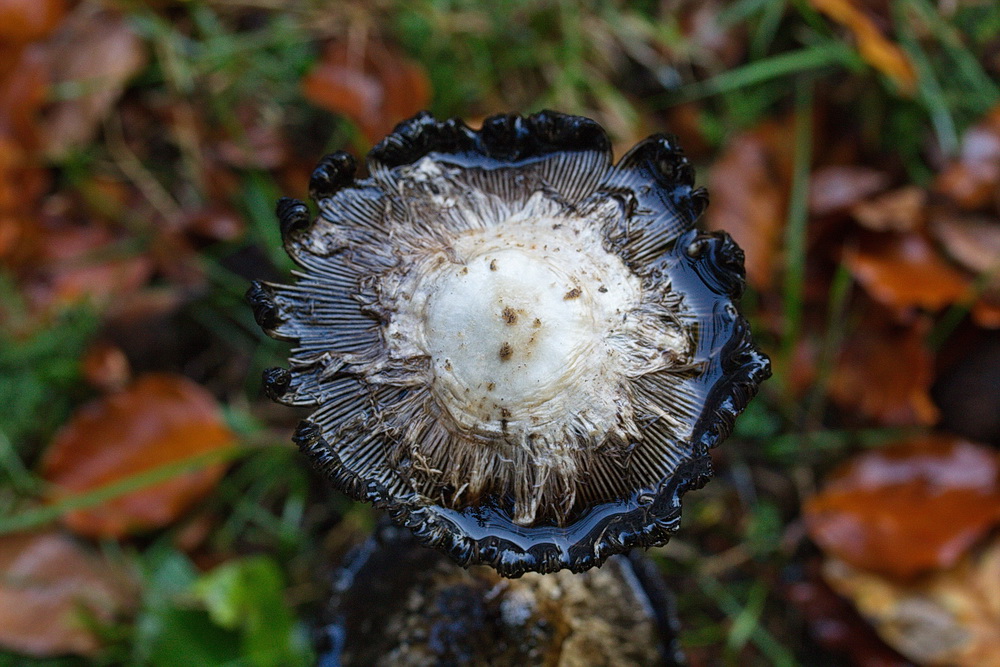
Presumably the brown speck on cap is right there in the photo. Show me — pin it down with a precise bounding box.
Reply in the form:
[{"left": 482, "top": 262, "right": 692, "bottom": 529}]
[
  {"left": 489, "top": 259, "right": 497, "bottom": 271},
  {"left": 498, "top": 342, "right": 513, "bottom": 361},
  {"left": 564, "top": 287, "right": 582, "bottom": 300},
  {"left": 502, "top": 307, "right": 518, "bottom": 325}
]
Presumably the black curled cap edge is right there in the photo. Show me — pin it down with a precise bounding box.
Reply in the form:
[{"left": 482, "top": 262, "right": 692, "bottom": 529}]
[
  {"left": 295, "top": 416, "right": 716, "bottom": 578},
  {"left": 254, "top": 111, "right": 770, "bottom": 577},
  {"left": 368, "top": 109, "right": 611, "bottom": 171}
]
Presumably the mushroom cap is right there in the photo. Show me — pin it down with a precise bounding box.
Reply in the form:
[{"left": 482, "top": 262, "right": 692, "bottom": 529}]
[{"left": 248, "top": 111, "right": 770, "bottom": 577}]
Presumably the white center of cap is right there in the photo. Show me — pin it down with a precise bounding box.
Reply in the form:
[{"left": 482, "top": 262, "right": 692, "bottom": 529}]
[
  {"left": 412, "top": 217, "right": 642, "bottom": 440},
  {"left": 425, "top": 248, "right": 591, "bottom": 411}
]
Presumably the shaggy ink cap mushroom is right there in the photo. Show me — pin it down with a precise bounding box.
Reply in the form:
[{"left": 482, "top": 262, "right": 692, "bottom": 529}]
[{"left": 248, "top": 111, "right": 770, "bottom": 577}]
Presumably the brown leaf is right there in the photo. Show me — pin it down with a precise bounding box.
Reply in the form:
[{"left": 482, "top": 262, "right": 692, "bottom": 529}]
[
  {"left": 810, "top": 0, "right": 917, "bottom": 95},
  {"left": 804, "top": 435, "right": 1000, "bottom": 580},
  {"left": 785, "top": 560, "right": 915, "bottom": 667},
  {"left": 823, "top": 537, "right": 1000, "bottom": 667},
  {"left": 0, "top": 45, "right": 49, "bottom": 154},
  {"left": 705, "top": 122, "right": 794, "bottom": 290},
  {"left": 215, "top": 104, "right": 289, "bottom": 170},
  {"left": 21, "top": 222, "right": 155, "bottom": 312},
  {"left": 180, "top": 205, "right": 246, "bottom": 243},
  {"left": 0, "top": 0, "right": 66, "bottom": 45},
  {"left": 809, "top": 165, "right": 891, "bottom": 217},
  {"left": 302, "top": 39, "right": 431, "bottom": 145},
  {"left": 934, "top": 105, "right": 1000, "bottom": 210},
  {"left": 41, "top": 373, "right": 235, "bottom": 538},
  {"left": 931, "top": 213, "right": 1000, "bottom": 280},
  {"left": 0, "top": 531, "right": 136, "bottom": 657},
  {"left": 828, "top": 316, "right": 939, "bottom": 426},
  {"left": 972, "top": 296, "right": 1000, "bottom": 329},
  {"left": 39, "top": 7, "right": 147, "bottom": 158},
  {"left": 851, "top": 186, "right": 927, "bottom": 232},
  {"left": 80, "top": 341, "right": 131, "bottom": 393},
  {"left": 844, "top": 232, "right": 970, "bottom": 313}
]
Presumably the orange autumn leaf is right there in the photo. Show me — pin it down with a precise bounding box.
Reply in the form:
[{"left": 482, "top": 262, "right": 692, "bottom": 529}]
[
  {"left": 844, "top": 232, "right": 970, "bottom": 313},
  {"left": 40, "top": 7, "right": 147, "bottom": 158},
  {"left": 823, "top": 538, "right": 1000, "bottom": 667},
  {"left": 21, "top": 222, "right": 155, "bottom": 313},
  {"left": 851, "top": 185, "right": 926, "bottom": 233},
  {"left": 934, "top": 105, "right": 1000, "bottom": 210},
  {"left": 804, "top": 435, "right": 1000, "bottom": 580},
  {"left": 0, "top": 0, "right": 65, "bottom": 45},
  {"left": 302, "top": 39, "right": 431, "bottom": 145},
  {"left": 828, "top": 316, "right": 939, "bottom": 426},
  {"left": 808, "top": 165, "right": 890, "bottom": 217},
  {"left": 0, "top": 531, "right": 136, "bottom": 657},
  {"left": 705, "top": 121, "right": 794, "bottom": 290},
  {"left": 811, "top": 0, "right": 917, "bottom": 95},
  {"left": 41, "top": 373, "right": 235, "bottom": 538}
]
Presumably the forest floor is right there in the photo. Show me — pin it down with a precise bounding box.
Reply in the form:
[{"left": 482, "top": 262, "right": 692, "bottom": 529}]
[{"left": 2, "top": 1, "right": 1000, "bottom": 665}]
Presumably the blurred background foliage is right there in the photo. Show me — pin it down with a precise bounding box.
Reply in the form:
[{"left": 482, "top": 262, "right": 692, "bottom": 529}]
[{"left": 1, "top": 0, "right": 1000, "bottom": 665}]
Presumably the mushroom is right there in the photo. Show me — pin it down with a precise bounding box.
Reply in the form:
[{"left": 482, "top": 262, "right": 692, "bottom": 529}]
[{"left": 248, "top": 111, "right": 769, "bottom": 577}]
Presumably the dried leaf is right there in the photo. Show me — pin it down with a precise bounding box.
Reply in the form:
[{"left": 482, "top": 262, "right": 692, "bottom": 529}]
[
  {"left": 181, "top": 205, "right": 246, "bottom": 243},
  {"left": 804, "top": 435, "right": 1000, "bottom": 580},
  {"left": 22, "top": 222, "right": 155, "bottom": 312},
  {"left": 40, "top": 7, "right": 147, "bottom": 157},
  {"left": 972, "top": 297, "right": 1000, "bottom": 329},
  {"left": 0, "top": 531, "right": 136, "bottom": 657},
  {"left": 0, "top": 0, "right": 65, "bottom": 45},
  {"left": 934, "top": 106, "right": 1000, "bottom": 210},
  {"left": 785, "top": 560, "right": 914, "bottom": 667},
  {"left": 809, "top": 165, "right": 891, "bottom": 217},
  {"left": 844, "top": 232, "right": 970, "bottom": 312},
  {"left": 810, "top": 0, "right": 918, "bottom": 95},
  {"left": 80, "top": 341, "right": 131, "bottom": 393},
  {"left": 302, "top": 39, "right": 431, "bottom": 145},
  {"left": 931, "top": 213, "right": 1000, "bottom": 281},
  {"left": 851, "top": 186, "right": 927, "bottom": 233},
  {"left": 41, "top": 373, "right": 235, "bottom": 538},
  {"left": 0, "top": 44, "right": 49, "bottom": 167},
  {"left": 823, "top": 537, "right": 1000, "bottom": 667},
  {"left": 215, "top": 104, "right": 289, "bottom": 170},
  {"left": 828, "top": 316, "right": 939, "bottom": 426},
  {"left": 705, "top": 122, "right": 794, "bottom": 290}
]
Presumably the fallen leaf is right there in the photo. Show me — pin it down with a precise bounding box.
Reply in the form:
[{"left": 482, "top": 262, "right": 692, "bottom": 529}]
[
  {"left": 39, "top": 6, "right": 147, "bottom": 158},
  {"left": 80, "top": 341, "right": 131, "bottom": 393},
  {"left": 934, "top": 106, "right": 1000, "bottom": 210},
  {"left": 844, "top": 231, "right": 970, "bottom": 313},
  {"left": 804, "top": 435, "right": 1000, "bottom": 580},
  {"left": 972, "top": 297, "right": 1000, "bottom": 329},
  {"left": 851, "top": 186, "right": 927, "bottom": 233},
  {"left": 0, "top": 530, "right": 136, "bottom": 657},
  {"left": 41, "top": 373, "right": 235, "bottom": 538},
  {"left": 828, "top": 315, "right": 939, "bottom": 426},
  {"left": 809, "top": 165, "right": 891, "bottom": 217},
  {"left": 0, "top": 0, "right": 66, "bottom": 45},
  {"left": 810, "top": 0, "right": 918, "bottom": 95},
  {"left": 0, "top": 45, "right": 49, "bottom": 170},
  {"left": 823, "top": 536, "right": 1000, "bottom": 667},
  {"left": 705, "top": 121, "right": 794, "bottom": 290},
  {"left": 302, "top": 38, "right": 431, "bottom": 145},
  {"left": 931, "top": 213, "right": 1000, "bottom": 281},
  {"left": 215, "top": 104, "right": 289, "bottom": 170},
  {"left": 784, "top": 560, "right": 915, "bottom": 667},
  {"left": 180, "top": 205, "right": 246, "bottom": 243},
  {"left": 21, "top": 222, "right": 155, "bottom": 312}
]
